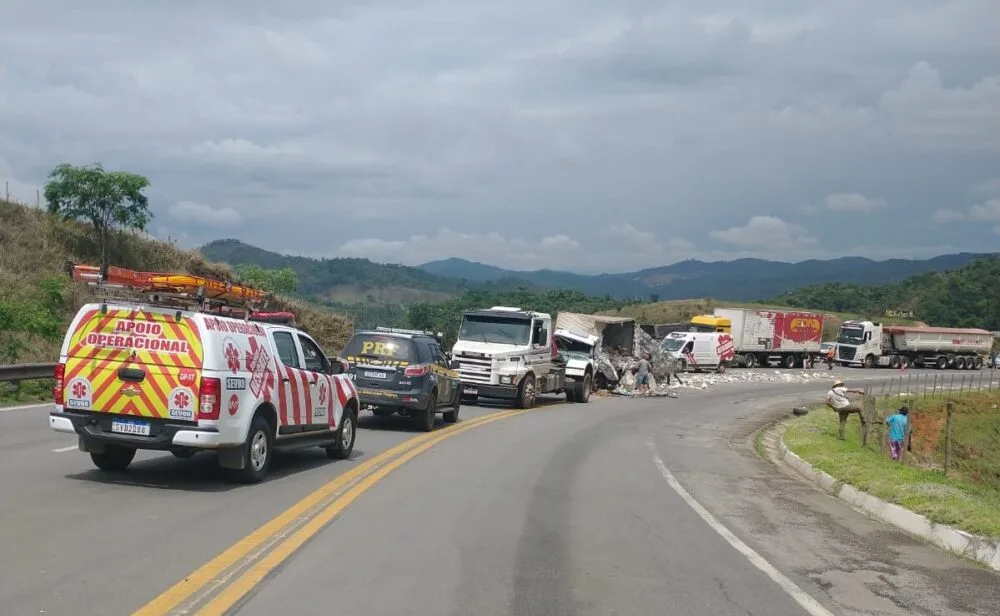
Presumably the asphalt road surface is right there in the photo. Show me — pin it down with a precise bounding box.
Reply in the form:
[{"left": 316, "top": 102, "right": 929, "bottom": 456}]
[{"left": 1, "top": 367, "right": 998, "bottom": 615}]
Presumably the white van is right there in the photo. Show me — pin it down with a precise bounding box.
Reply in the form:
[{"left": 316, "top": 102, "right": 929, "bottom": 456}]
[
  {"left": 49, "top": 300, "right": 359, "bottom": 483},
  {"left": 659, "top": 332, "right": 735, "bottom": 373}
]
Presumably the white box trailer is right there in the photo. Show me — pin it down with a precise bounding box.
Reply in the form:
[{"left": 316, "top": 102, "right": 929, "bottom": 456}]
[{"left": 710, "top": 308, "right": 824, "bottom": 369}]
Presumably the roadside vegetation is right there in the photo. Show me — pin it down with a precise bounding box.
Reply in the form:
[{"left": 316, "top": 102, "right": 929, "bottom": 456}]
[
  {"left": 1, "top": 179, "right": 353, "bottom": 367},
  {"left": 785, "top": 388, "right": 1000, "bottom": 538},
  {"left": 770, "top": 256, "right": 1000, "bottom": 331}
]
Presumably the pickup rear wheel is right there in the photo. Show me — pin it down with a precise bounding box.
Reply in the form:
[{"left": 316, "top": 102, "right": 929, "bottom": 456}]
[
  {"left": 517, "top": 374, "right": 537, "bottom": 409},
  {"left": 326, "top": 406, "right": 356, "bottom": 459},
  {"left": 90, "top": 444, "right": 136, "bottom": 472},
  {"left": 229, "top": 414, "right": 273, "bottom": 484}
]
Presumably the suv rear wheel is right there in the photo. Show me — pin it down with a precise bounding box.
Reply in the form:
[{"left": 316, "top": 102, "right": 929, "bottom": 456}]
[
  {"left": 419, "top": 392, "right": 437, "bottom": 432},
  {"left": 443, "top": 391, "right": 460, "bottom": 423}
]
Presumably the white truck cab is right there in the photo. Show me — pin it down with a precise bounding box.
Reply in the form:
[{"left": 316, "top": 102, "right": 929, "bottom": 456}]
[{"left": 451, "top": 306, "right": 579, "bottom": 407}]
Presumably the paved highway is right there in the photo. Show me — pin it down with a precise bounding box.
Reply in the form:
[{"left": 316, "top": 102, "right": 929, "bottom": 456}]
[{"left": 1, "top": 368, "right": 997, "bottom": 615}]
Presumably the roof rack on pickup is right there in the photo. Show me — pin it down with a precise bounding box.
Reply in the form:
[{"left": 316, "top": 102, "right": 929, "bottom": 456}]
[
  {"left": 65, "top": 261, "right": 277, "bottom": 319},
  {"left": 373, "top": 326, "right": 443, "bottom": 339}
]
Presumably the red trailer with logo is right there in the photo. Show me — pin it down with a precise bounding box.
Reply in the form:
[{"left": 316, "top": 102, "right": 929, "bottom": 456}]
[{"left": 713, "top": 307, "right": 825, "bottom": 369}]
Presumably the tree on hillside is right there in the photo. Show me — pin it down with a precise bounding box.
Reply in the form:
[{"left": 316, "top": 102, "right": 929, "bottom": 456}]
[
  {"left": 235, "top": 264, "right": 298, "bottom": 294},
  {"left": 43, "top": 163, "right": 152, "bottom": 263}
]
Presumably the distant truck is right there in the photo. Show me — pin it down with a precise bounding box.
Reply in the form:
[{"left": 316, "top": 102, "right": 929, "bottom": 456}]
[
  {"left": 450, "top": 306, "right": 579, "bottom": 408},
  {"left": 835, "top": 320, "right": 992, "bottom": 369},
  {"left": 688, "top": 307, "right": 824, "bottom": 369}
]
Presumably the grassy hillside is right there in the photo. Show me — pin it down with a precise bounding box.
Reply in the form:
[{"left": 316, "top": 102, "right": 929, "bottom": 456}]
[
  {"left": 770, "top": 257, "right": 1000, "bottom": 331},
  {"left": 0, "top": 200, "right": 354, "bottom": 364},
  {"left": 419, "top": 253, "right": 994, "bottom": 301}
]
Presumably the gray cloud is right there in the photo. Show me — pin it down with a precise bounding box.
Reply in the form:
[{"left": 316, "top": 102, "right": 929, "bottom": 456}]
[{"left": 2, "top": 0, "right": 999, "bottom": 273}]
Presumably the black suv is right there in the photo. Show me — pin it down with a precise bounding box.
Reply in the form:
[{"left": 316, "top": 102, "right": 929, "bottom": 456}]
[{"left": 341, "top": 328, "right": 461, "bottom": 431}]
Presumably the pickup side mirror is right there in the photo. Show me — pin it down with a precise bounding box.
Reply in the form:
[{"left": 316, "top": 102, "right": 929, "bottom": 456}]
[{"left": 327, "top": 357, "right": 348, "bottom": 375}]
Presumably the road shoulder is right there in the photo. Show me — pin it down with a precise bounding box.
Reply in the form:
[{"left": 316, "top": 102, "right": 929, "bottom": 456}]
[{"left": 762, "top": 416, "right": 1000, "bottom": 572}]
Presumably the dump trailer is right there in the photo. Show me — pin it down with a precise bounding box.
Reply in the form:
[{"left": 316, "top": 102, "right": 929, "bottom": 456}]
[
  {"left": 688, "top": 307, "right": 824, "bottom": 369},
  {"left": 836, "top": 320, "right": 993, "bottom": 369}
]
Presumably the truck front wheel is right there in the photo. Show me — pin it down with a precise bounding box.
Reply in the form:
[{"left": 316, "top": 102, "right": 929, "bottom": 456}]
[
  {"left": 573, "top": 374, "right": 592, "bottom": 403},
  {"left": 517, "top": 374, "right": 537, "bottom": 409},
  {"left": 863, "top": 355, "right": 875, "bottom": 369}
]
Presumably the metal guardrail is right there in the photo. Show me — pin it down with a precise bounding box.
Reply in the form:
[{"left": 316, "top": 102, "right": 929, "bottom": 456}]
[{"left": 0, "top": 363, "right": 57, "bottom": 383}]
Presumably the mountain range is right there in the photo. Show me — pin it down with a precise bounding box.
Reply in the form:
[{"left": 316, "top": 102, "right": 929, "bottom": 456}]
[{"left": 199, "top": 239, "right": 993, "bottom": 304}]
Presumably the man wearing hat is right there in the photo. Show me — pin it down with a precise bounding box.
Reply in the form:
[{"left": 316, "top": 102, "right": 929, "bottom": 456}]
[{"left": 825, "top": 379, "right": 867, "bottom": 440}]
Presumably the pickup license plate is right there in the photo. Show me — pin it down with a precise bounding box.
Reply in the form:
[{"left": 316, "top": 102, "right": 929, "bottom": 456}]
[
  {"left": 363, "top": 371, "right": 387, "bottom": 379},
  {"left": 111, "top": 418, "right": 151, "bottom": 436},
  {"left": 463, "top": 387, "right": 478, "bottom": 395}
]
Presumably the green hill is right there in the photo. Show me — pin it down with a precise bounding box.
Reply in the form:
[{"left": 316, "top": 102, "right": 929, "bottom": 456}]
[
  {"left": 768, "top": 257, "right": 1000, "bottom": 330},
  {"left": 0, "top": 200, "right": 354, "bottom": 365}
]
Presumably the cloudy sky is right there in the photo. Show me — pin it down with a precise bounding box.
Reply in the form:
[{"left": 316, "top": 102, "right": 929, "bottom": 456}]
[{"left": 2, "top": 1, "right": 999, "bottom": 274}]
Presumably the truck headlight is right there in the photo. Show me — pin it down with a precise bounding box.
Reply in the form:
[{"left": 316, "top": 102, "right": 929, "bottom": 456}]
[{"left": 499, "top": 375, "right": 513, "bottom": 385}]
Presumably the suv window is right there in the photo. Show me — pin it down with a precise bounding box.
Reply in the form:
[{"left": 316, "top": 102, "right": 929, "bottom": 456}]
[
  {"left": 342, "top": 334, "right": 415, "bottom": 362},
  {"left": 415, "top": 340, "right": 434, "bottom": 364},
  {"left": 430, "top": 344, "right": 449, "bottom": 367},
  {"left": 298, "top": 335, "right": 330, "bottom": 373},
  {"left": 273, "top": 331, "right": 301, "bottom": 368}
]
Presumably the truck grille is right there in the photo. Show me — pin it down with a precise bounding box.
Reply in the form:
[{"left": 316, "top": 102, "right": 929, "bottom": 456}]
[
  {"left": 838, "top": 346, "right": 856, "bottom": 361},
  {"left": 455, "top": 354, "right": 492, "bottom": 385}
]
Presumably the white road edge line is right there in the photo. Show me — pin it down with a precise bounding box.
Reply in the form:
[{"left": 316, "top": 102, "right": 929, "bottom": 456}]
[
  {"left": 0, "top": 403, "right": 53, "bottom": 413},
  {"left": 647, "top": 438, "right": 835, "bottom": 616},
  {"left": 52, "top": 445, "right": 77, "bottom": 453}
]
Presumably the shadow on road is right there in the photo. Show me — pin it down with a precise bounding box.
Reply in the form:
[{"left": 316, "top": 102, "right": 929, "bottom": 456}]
[{"left": 63, "top": 446, "right": 366, "bottom": 492}]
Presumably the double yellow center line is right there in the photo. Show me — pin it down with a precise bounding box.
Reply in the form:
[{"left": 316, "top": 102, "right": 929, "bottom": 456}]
[{"left": 133, "top": 407, "right": 537, "bottom": 615}]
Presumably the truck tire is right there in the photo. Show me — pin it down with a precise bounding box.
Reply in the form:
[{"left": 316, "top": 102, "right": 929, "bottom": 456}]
[
  {"left": 863, "top": 355, "right": 875, "bottom": 369},
  {"left": 743, "top": 354, "right": 756, "bottom": 369},
  {"left": 888, "top": 356, "right": 900, "bottom": 369},
  {"left": 517, "top": 374, "right": 537, "bottom": 409},
  {"left": 782, "top": 355, "right": 797, "bottom": 369},
  {"left": 901, "top": 356, "right": 912, "bottom": 369},
  {"left": 954, "top": 356, "right": 966, "bottom": 370},
  {"left": 715, "top": 362, "right": 726, "bottom": 374},
  {"left": 443, "top": 392, "right": 460, "bottom": 423},
  {"left": 573, "top": 374, "right": 592, "bottom": 403},
  {"left": 973, "top": 356, "right": 985, "bottom": 370},
  {"left": 326, "top": 404, "right": 357, "bottom": 460},
  {"left": 419, "top": 392, "right": 437, "bottom": 432},
  {"left": 90, "top": 444, "right": 136, "bottom": 472},
  {"left": 936, "top": 356, "right": 948, "bottom": 370},
  {"left": 565, "top": 387, "right": 577, "bottom": 403},
  {"left": 229, "top": 413, "right": 273, "bottom": 484}
]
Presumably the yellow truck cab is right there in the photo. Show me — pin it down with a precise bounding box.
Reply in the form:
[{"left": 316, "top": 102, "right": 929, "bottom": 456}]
[
  {"left": 48, "top": 264, "right": 359, "bottom": 483},
  {"left": 689, "top": 314, "right": 731, "bottom": 333}
]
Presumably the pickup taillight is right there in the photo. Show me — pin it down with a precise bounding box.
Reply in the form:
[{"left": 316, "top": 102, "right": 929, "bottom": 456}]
[
  {"left": 53, "top": 363, "right": 66, "bottom": 405},
  {"left": 198, "top": 377, "right": 222, "bottom": 420}
]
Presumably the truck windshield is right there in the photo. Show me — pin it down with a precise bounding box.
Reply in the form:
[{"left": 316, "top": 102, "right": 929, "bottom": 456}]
[
  {"left": 688, "top": 324, "right": 716, "bottom": 333},
  {"left": 458, "top": 315, "right": 531, "bottom": 345},
  {"left": 556, "top": 336, "right": 592, "bottom": 354},
  {"left": 661, "top": 338, "right": 685, "bottom": 352},
  {"left": 837, "top": 327, "right": 865, "bottom": 345}
]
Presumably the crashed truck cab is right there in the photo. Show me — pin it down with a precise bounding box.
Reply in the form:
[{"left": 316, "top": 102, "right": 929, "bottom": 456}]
[{"left": 451, "top": 307, "right": 585, "bottom": 407}]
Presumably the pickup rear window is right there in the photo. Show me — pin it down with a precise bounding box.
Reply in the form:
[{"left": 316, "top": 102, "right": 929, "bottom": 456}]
[{"left": 342, "top": 334, "right": 415, "bottom": 361}]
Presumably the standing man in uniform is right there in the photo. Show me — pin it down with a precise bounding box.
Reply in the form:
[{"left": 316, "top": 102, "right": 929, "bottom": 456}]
[{"left": 825, "top": 379, "right": 867, "bottom": 440}]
